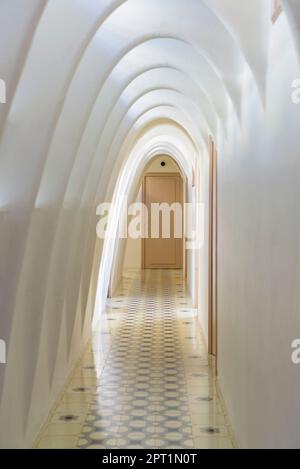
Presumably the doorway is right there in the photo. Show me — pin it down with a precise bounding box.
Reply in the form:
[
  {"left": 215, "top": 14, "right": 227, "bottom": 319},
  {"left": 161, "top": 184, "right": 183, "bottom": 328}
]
[{"left": 142, "top": 173, "right": 183, "bottom": 269}]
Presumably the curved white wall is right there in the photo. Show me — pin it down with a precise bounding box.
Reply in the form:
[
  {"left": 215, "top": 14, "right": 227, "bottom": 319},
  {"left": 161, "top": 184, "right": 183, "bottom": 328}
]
[{"left": 217, "top": 14, "right": 300, "bottom": 449}]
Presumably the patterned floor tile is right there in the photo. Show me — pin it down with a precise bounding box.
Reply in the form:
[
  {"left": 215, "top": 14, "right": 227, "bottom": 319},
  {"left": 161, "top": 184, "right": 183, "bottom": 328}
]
[{"left": 35, "top": 269, "right": 234, "bottom": 449}]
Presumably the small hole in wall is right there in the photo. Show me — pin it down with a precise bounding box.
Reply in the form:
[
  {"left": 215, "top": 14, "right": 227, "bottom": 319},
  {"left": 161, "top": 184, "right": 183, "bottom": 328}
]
[{"left": 161, "top": 161, "right": 166, "bottom": 167}]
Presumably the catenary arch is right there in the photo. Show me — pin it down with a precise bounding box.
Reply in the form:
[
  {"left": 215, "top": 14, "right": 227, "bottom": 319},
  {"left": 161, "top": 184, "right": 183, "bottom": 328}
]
[
  {"left": 1, "top": 0, "right": 251, "bottom": 206},
  {"left": 32, "top": 26, "right": 237, "bottom": 212},
  {"left": 108, "top": 146, "right": 193, "bottom": 295},
  {"left": 20, "top": 112, "right": 200, "bottom": 435},
  {"left": 80, "top": 86, "right": 210, "bottom": 199},
  {"left": 0, "top": 12, "right": 236, "bottom": 370},
  {"left": 4, "top": 0, "right": 298, "bottom": 384},
  {"left": 67, "top": 97, "right": 205, "bottom": 211},
  {"left": 33, "top": 35, "right": 230, "bottom": 208},
  {"left": 93, "top": 135, "right": 197, "bottom": 325},
  {"left": 37, "top": 36, "right": 229, "bottom": 212},
  {"left": 77, "top": 112, "right": 202, "bottom": 318},
  {"left": 1, "top": 73, "right": 206, "bottom": 407},
  {"left": 1, "top": 0, "right": 285, "bottom": 154},
  {"left": 99, "top": 115, "right": 200, "bottom": 205},
  {"left": 3, "top": 14, "right": 205, "bottom": 346},
  {"left": 90, "top": 105, "right": 203, "bottom": 207},
  {"left": 91, "top": 111, "right": 199, "bottom": 305},
  {"left": 88, "top": 115, "right": 200, "bottom": 321},
  {"left": 35, "top": 35, "right": 231, "bottom": 211}
]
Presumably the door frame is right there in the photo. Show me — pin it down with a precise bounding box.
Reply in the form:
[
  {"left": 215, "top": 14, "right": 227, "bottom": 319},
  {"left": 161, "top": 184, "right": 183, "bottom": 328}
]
[
  {"left": 193, "top": 167, "right": 200, "bottom": 309},
  {"left": 208, "top": 137, "right": 218, "bottom": 369},
  {"left": 184, "top": 175, "right": 188, "bottom": 279},
  {"left": 142, "top": 172, "right": 184, "bottom": 269}
]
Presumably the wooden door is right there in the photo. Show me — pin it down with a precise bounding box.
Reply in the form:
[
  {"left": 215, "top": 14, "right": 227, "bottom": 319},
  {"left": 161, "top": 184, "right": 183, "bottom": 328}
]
[{"left": 143, "top": 173, "right": 183, "bottom": 269}]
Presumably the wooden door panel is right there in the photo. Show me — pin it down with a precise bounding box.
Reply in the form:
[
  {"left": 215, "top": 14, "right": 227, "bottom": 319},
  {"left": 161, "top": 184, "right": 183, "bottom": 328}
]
[{"left": 143, "top": 173, "right": 183, "bottom": 269}]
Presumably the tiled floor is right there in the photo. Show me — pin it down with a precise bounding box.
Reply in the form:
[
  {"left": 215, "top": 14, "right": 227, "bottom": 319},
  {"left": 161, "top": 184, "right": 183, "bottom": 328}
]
[{"left": 35, "top": 270, "right": 235, "bottom": 449}]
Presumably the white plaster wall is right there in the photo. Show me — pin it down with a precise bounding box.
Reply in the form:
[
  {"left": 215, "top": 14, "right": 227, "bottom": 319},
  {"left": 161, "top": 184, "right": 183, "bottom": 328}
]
[
  {"left": 198, "top": 151, "right": 210, "bottom": 345},
  {"left": 217, "top": 15, "right": 300, "bottom": 449},
  {"left": 123, "top": 187, "right": 143, "bottom": 270}
]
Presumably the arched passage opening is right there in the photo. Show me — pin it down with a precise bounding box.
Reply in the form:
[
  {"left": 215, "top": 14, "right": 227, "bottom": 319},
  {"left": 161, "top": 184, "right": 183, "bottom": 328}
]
[
  {"left": 93, "top": 133, "right": 199, "bottom": 328},
  {"left": 112, "top": 154, "right": 186, "bottom": 285}
]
